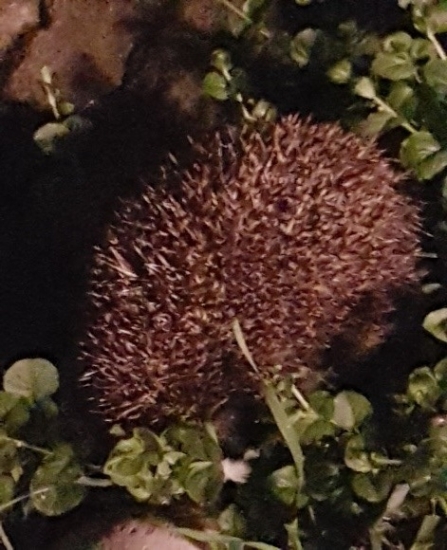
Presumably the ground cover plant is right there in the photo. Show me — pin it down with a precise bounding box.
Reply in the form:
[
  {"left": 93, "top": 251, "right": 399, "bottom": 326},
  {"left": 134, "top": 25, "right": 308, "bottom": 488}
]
[{"left": 3, "top": 0, "right": 447, "bottom": 548}]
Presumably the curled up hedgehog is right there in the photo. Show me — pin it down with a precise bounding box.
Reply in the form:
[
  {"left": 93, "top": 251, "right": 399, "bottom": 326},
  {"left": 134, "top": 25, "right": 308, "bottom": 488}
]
[{"left": 80, "top": 115, "right": 421, "bottom": 430}]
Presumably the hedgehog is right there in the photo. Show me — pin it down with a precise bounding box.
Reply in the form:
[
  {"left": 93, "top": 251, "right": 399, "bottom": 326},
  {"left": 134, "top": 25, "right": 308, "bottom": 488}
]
[
  {"left": 80, "top": 115, "right": 421, "bottom": 429},
  {"left": 100, "top": 519, "right": 203, "bottom": 550}
]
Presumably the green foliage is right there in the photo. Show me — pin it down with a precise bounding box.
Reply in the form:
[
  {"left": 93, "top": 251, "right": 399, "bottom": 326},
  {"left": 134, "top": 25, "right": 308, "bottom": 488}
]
[
  {"left": 0, "top": 359, "right": 90, "bottom": 522},
  {"left": 205, "top": 0, "right": 447, "bottom": 180},
  {"left": 4, "top": 346, "right": 447, "bottom": 548},
  {"left": 30, "top": 444, "right": 86, "bottom": 516},
  {"left": 104, "top": 424, "right": 223, "bottom": 505},
  {"left": 3, "top": 359, "right": 59, "bottom": 401},
  {"left": 344, "top": 2, "right": 447, "bottom": 180},
  {"left": 203, "top": 47, "right": 277, "bottom": 125}
]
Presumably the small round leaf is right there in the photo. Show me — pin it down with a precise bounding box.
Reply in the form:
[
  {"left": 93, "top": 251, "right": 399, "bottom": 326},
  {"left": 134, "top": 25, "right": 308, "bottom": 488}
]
[
  {"left": 3, "top": 359, "right": 59, "bottom": 401},
  {"left": 327, "top": 59, "right": 352, "bottom": 84},
  {"left": 423, "top": 308, "right": 447, "bottom": 343},
  {"left": 333, "top": 391, "right": 372, "bottom": 430},
  {"left": 30, "top": 445, "right": 86, "bottom": 516},
  {"left": 344, "top": 435, "right": 373, "bottom": 473},
  {"left": 354, "top": 77, "right": 376, "bottom": 100},
  {"left": 423, "top": 59, "right": 447, "bottom": 93},
  {"left": 351, "top": 472, "right": 392, "bottom": 503},
  {"left": 270, "top": 465, "right": 299, "bottom": 506},
  {"left": 290, "top": 28, "right": 317, "bottom": 68},
  {"left": 407, "top": 366, "right": 441, "bottom": 409},
  {"left": 203, "top": 72, "right": 228, "bottom": 101},
  {"left": 371, "top": 51, "right": 416, "bottom": 81}
]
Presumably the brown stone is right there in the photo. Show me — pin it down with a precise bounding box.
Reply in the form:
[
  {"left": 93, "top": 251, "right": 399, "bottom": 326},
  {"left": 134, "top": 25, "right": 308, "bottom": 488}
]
[
  {"left": 2, "top": 0, "right": 137, "bottom": 110},
  {"left": 0, "top": 0, "right": 40, "bottom": 53}
]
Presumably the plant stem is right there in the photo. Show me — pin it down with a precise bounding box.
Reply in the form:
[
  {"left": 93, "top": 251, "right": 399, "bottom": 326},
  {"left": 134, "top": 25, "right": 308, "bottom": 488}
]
[
  {"left": 372, "top": 95, "right": 417, "bottom": 135},
  {"left": 427, "top": 28, "right": 447, "bottom": 60},
  {"left": 76, "top": 475, "right": 113, "bottom": 488},
  {"left": 0, "top": 488, "right": 49, "bottom": 515},
  {"left": 0, "top": 436, "right": 52, "bottom": 457},
  {"left": 436, "top": 496, "right": 447, "bottom": 516},
  {"left": 217, "top": 0, "right": 270, "bottom": 38},
  {"left": 218, "top": 0, "right": 251, "bottom": 23},
  {"left": 291, "top": 385, "right": 311, "bottom": 411},
  {"left": 0, "top": 522, "right": 13, "bottom": 550}
]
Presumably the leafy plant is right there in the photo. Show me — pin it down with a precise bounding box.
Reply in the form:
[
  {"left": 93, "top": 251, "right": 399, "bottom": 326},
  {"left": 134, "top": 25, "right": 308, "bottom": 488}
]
[
  {"left": 7, "top": 1, "right": 447, "bottom": 549},
  {"left": 0, "top": 359, "right": 109, "bottom": 549}
]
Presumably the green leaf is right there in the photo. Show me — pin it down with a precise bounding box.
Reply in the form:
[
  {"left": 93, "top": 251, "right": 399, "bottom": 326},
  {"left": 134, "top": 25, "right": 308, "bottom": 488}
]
[
  {"left": 210, "top": 49, "right": 233, "bottom": 78},
  {"left": 354, "top": 77, "right": 376, "bottom": 100},
  {"left": 327, "top": 59, "right": 352, "bottom": 84},
  {"left": 383, "top": 32, "right": 413, "bottom": 53},
  {"left": 183, "top": 460, "right": 222, "bottom": 504},
  {"left": 434, "top": 358, "right": 447, "bottom": 387},
  {"left": 3, "top": 359, "right": 59, "bottom": 401},
  {"left": 104, "top": 454, "right": 146, "bottom": 487},
  {"left": 249, "top": 99, "right": 277, "bottom": 123},
  {"left": 351, "top": 472, "right": 392, "bottom": 503},
  {"left": 410, "top": 515, "right": 441, "bottom": 550},
  {"left": 270, "top": 465, "right": 299, "bottom": 506},
  {"left": 263, "top": 382, "right": 304, "bottom": 490},
  {"left": 427, "top": 6, "right": 447, "bottom": 34},
  {"left": 333, "top": 391, "right": 372, "bottom": 430},
  {"left": 357, "top": 111, "right": 395, "bottom": 138},
  {"left": 38, "top": 397, "right": 58, "bottom": 419},
  {"left": 400, "top": 131, "right": 442, "bottom": 172},
  {"left": 0, "top": 393, "right": 20, "bottom": 419},
  {"left": 30, "top": 444, "right": 86, "bottom": 516},
  {"left": 387, "top": 81, "right": 416, "bottom": 113},
  {"left": 371, "top": 51, "right": 416, "bottom": 80},
  {"left": 410, "top": 38, "right": 436, "bottom": 61},
  {"left": 0, "top": 475, "right": 15, "bottom": 507},
  {"left": 0, "top": 438, "right": 20, "bottom": 475},
  {"left": 124, "top": 470, "right": 155, "bottom": 502},
  {"left": 290, "top": 29, "right": 317, "bottom": 68},
  {"left": 3, "top": 399, "right": 30, "bottom": 434},
  {"left": 301, "top": 419, "right": 336, "bottom": 444},
  {"left": 166, "top": 424, "right": 221, "bottom": 462},
  {"left": 243, "top": 0, "right": 267, "bottom": 20},
  {"left": 218, "top": 504, "right": 246, "bottom": 537},
  {"left": 202, "top": 72, "right": 229, "bottom": 101},
  {"left": 33, "top": 123, "right": 70, "bottom": 154},
  {"left": 344, "top": 435, "right": 374, "bottom": 473},
  {"left": 423, "top": 59, "right": 447, "bottom": 94},
  {"left": 415, "top": 150, "right": 447, "bottom": 180},
  {"left": 305, "top": 459, "right": 340, "bottom": 501},
  {"left": 308, "top": 391, "right": 334, "bottom": 420},
  {"left": 407, "top": 366, "right": 441, "bottom": 409},
  {"left": 423, "top": 308, "right": 447, "bottom": 343},
  {"left": 225, "top": 0, "right": 266, "bottom": 37}
]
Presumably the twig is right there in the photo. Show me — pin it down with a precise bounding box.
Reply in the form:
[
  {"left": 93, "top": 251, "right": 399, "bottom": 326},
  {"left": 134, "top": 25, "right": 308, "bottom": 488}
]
[
  {"left": 217, "top": 0, "right": 270, "bottom": 38},
  {"left": 372, "top": 95, "right": 417, "bottom": 135},
  {"left": 0, "top": 522, "right": 13, "bottom": 550},
  {"left": 291, "top": 385, "right": 311, "bottom": 411},
  {"left": 0, "top": 488, "right": 49, "bottom": 515},
  {"left": 0, "top": 436, "right": 52, "bottom": 457},
  {"left": 427, "top": 28, "right": 447, "bottom": 60},
  {"left": 76, "top": 475, "right": 113, "bottom": 488}
]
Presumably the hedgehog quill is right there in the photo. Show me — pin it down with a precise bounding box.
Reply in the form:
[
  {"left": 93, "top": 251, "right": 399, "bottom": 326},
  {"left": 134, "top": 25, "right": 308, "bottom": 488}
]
[{"left": 80, "top": 116, "right": 421, "bottom": 428}]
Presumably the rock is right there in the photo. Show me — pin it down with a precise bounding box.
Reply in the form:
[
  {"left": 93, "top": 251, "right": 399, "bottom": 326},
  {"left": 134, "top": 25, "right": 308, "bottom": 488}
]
[
  {"left": 0, "top": 0, "right": 40, "bottom": 53},
  {"left": 2, "top": 0, "right": 137, "bottom": 110}
]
